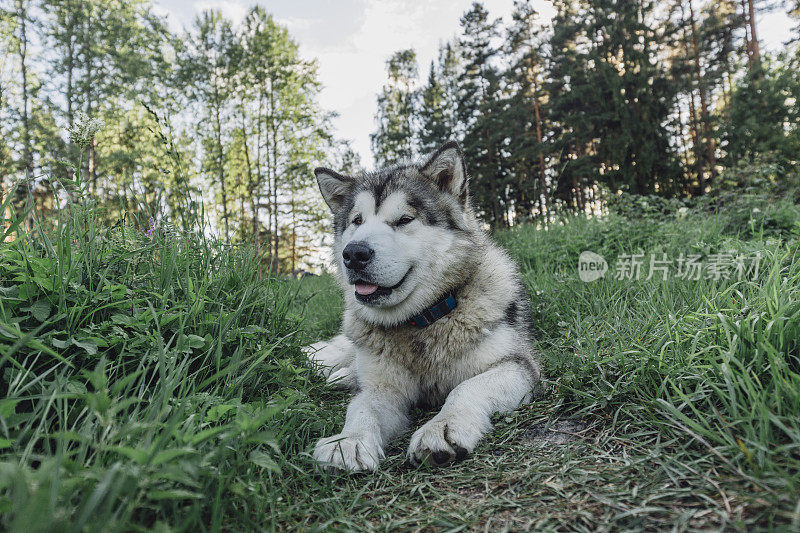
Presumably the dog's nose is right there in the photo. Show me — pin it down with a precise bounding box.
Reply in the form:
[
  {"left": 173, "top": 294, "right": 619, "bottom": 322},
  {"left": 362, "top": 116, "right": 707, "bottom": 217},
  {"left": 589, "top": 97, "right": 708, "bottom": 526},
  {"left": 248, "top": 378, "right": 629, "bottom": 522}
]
[{"left": 342, "top": 242, "right": 374, "bottom": 271}]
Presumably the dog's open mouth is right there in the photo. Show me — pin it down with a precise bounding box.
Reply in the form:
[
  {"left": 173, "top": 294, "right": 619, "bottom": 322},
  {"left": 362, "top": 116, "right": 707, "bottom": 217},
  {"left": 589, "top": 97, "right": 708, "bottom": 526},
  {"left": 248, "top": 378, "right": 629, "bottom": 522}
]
[{"left": 354, "top": 269, "right": 412, "bottom": 303}]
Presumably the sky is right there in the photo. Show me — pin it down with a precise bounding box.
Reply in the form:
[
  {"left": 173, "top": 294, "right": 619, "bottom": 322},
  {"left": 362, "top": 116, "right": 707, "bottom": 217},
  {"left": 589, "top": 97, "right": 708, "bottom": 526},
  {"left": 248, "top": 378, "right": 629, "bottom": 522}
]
[{"left": 155, "top": 0, "right": 795, "bottom": 169}]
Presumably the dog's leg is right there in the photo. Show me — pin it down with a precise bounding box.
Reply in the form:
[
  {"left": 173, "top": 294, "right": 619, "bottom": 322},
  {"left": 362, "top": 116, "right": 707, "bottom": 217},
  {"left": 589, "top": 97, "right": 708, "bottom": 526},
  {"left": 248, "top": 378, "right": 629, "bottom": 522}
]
[
  {"left": 303, "top": 334, "right": 357, "bottom": 389},
  {"left": 408, "top": 357, "right": 539, "bottom": 466},
  {"left": 314, "top": 376, "right": 414, "bottom": 472}
]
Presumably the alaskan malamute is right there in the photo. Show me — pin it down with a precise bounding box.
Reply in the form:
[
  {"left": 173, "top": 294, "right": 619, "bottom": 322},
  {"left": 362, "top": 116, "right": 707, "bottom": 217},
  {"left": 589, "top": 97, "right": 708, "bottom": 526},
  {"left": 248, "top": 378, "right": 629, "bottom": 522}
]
[{"left": 307, "top": 141, "right": 540, "bottom": 471}]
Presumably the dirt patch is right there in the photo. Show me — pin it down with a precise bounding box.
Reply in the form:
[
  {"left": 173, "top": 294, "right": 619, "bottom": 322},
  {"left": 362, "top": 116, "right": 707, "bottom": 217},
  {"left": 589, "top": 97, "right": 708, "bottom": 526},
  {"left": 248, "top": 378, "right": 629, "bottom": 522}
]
[{"left": 523, "top": 419, "right": 589, "bottom": 445}]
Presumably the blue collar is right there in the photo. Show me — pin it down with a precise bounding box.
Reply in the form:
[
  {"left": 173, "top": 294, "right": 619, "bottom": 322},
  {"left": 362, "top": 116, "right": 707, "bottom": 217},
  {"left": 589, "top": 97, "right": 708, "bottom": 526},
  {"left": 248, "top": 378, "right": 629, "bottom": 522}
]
[{"left": 408, "top": 291, "right": 457, "bottom": 328}]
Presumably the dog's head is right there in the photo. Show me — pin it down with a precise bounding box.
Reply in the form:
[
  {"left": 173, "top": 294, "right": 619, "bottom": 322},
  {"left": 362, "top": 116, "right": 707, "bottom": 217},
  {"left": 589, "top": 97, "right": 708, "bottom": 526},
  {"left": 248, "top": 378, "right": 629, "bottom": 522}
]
[{"left": 315, "top": 141, "right": 480, "bottom": 326}]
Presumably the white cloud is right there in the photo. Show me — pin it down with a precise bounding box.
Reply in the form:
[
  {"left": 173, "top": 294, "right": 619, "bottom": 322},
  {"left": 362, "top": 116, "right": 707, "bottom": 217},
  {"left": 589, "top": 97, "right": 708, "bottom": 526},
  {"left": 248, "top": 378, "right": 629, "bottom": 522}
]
[
  {"left": 291, "top": 0, "right": 529, "bottom": 168},
  {"left": 192, "top": 0, "right": 249, "bottom": 23},
  {"left": 275, "top": 16, "right": 313, "bottom": 32}
]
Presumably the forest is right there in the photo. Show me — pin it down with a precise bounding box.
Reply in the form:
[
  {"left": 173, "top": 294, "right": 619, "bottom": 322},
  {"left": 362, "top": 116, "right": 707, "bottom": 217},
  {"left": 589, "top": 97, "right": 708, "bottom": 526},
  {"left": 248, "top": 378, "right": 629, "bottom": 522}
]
[
  {"left": 372, "top": 0, "right": 800, "bottom": 226},
  {"left": 2, "top": 0, "right": 800, "bottom": 265},
  {"left": 1, "top": 0, "right": 359, "bottom": 273}
]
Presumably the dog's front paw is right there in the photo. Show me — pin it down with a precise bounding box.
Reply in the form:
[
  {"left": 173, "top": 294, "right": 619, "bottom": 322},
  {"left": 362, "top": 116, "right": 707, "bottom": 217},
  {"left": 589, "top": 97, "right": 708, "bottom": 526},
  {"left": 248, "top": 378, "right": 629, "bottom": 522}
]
[
  {"left": 407, "top": 415, "right": 485, "bottom": 467},
  {"left": 313, "top": 433, "right": 384, "bottom": 472}
]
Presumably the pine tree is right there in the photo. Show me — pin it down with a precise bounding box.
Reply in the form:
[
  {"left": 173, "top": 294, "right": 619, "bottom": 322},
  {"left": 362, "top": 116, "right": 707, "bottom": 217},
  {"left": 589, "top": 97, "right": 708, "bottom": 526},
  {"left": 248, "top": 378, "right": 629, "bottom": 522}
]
[
  {"left": 594, "top": 0, "right": 682, "bottom": 195},
  {"left": 545, "top": 0, "right": 598, "bottom": 210},
  {"left": 722, "top": 58, "right": 800, "bottom": 166},
  {"left": 547, "top": 0, "right": 681, "bottom": 203},
  {"left": 457, "top": 2, "right": 506, "bottom": 226},
  {"left": 698, "top": 0, "right": 746, "bottom": 105},
  {"left": 742, "top": 0, "right": 761, "bottom": 68},
  {"left": 504, "top": 0, "right": 550, "bottom": 221},
  {"left": 687, "top": 0, "right": 718, "bottom": 191},
  {"left": 370, "top": 49, "right": 419, "bottom": 166},
  {"left": 418, "top": 43, "right": 461, "bottom": 154},
  {"left": 418, "top": 62, "right": 447, "bottom": 153}
]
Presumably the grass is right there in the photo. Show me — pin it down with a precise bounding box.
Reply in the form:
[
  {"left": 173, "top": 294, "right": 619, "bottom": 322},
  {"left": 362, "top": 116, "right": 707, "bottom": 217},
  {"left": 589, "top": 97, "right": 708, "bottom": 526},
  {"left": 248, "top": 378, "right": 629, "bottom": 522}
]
[{"left": 1, "top": 184, "right": 799, "bottom": 531}]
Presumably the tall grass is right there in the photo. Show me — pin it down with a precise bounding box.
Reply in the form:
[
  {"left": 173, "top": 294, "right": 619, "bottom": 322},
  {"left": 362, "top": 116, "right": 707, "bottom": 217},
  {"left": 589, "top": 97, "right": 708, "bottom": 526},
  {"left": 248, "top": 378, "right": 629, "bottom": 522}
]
[
  {"left": 2, "top": 174, "right": 799, "bottom": 529},
  {"left": 0, "top": 178, "right": 340, "bottom": 530},
  {"left": 501, "top": 202, "right": 800, "bottom": 499}
]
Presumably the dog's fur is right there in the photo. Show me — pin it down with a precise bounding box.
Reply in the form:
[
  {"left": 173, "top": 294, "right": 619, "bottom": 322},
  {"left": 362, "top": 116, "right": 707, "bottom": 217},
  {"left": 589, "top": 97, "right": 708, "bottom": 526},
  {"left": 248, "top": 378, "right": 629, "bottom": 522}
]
[{"left": 306, "top": 141, "right": 540, "bottom": 471}]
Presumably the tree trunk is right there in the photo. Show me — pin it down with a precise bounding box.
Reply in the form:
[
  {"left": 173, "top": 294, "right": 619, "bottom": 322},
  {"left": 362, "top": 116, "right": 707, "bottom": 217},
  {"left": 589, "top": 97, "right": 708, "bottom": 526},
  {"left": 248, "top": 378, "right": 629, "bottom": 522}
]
[
  {"left": 269, "top": 83, "right": 279, "bottom": 272},
  {"left": 687, "top": 89, "right": 703, "bottom": 189},
  {"left": 16, "top": 0, "right": 32, "bottom": 177},
  {"left": 528, "top": 47, "right": 549, "bottom": 222},
  {"left": 64, "top": 6, "right": 78, "bottom": 200},
  {"left": 573, "top": 144, "right": 586, "bottom": 213},
  {"left": 1, "top": 182, "right": 12, "bottom": 241},
  {"left": 66, "top": 0, "right": 76, "bottom": 131},
  {"left": 239, "top": 105, "right": 256, "bottom": 243},
  {"left": 255, "top": 92, "right": 265, "bottom": 256},
  {"left": 747, "top": 0, "right": 760, "bottom": 65},
  {"left": 271, "top": 130, "right": 278, "bottom": 271},
  {"left": 688, "top": 0, "right": 717, "bottom": 191},
  {"left": 88, "top": 136, "right": 96, "bottom": 193},
  {"left": 571, "top": 173, "right": 580, "bottom": 213},
  {"left": 240, "top": 195, "right": 245, "bottom": 240},
  {"left": 479, "top": 81, "right": 501, "bottom": 227},
  {"left": 291, "top": 182, "right": 296, "bottom": 273},
  {"left": 213, "top": 86, "right": 229, "bottom": 243},
  {"left": 81, "top": 12, "right": 98, "bottom": 194},
  {"left": 15, "top": 0, "right": 33, "bottom": 228},
  {"left": 679, "top": 1, "right": 704, "bottom": 193},
  {"left": 739, "top": 0, "right": 755, "bottom": 71},
  {"left": 266, "top": 91, "right": 275, "bottom": 271},
  {"left": 532, "top": 80, "right": 548, "bottom": 221},
  {"left": 676, "top": 105, "right": 692, "bottom": 182},
  {"left": 485, "top": 127, "right": 501, "bottom": 226}
]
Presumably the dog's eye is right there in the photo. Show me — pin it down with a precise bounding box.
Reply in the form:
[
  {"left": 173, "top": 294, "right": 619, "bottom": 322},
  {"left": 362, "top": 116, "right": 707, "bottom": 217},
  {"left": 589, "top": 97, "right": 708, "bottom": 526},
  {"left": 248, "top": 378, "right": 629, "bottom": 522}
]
[
  {"left": 396, "top": 215, "right": 415, "bottom": 226},
  {"left": 352, "top": 215, "right": 362, "bottom": 226}
]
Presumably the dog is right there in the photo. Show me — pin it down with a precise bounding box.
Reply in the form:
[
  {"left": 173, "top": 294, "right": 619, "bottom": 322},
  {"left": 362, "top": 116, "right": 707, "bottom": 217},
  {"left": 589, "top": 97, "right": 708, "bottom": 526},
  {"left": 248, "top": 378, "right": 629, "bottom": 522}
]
[{"left": 306, "top": 140, "right": 540, "bottom": 472}]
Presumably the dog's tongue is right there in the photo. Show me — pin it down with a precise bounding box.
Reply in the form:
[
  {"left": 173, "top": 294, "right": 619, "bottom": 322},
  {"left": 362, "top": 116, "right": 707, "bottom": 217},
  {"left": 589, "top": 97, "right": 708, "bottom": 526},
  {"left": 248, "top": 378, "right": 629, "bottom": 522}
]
[{"left": 355, "top": 282, "right": 379, "bottom": 296}]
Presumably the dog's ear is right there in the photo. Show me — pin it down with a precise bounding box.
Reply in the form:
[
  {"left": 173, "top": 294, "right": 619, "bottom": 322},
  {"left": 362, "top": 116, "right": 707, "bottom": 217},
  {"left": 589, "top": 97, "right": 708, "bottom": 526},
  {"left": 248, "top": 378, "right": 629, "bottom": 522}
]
[
  {"left": 419, "top": 140, "right": 468, "bottom": 203},
  {"left": 315, "top": 167, "right": 354, "bottom": 213}
]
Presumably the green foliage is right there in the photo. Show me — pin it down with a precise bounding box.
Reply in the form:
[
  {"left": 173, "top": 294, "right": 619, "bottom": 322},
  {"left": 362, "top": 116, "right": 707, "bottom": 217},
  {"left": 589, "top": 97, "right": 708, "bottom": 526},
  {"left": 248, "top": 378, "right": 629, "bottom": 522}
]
[
  {"left": 606, "top": 193, "right": 691, "bottom": 220},
  {"left": 457, "top": 3, "right": 509, "bottom": 225},
  {"left": 716, "top": 152, "right": 800, "bottom": 203},
  {"left": 0, "top": 184, "right": 327, "bottom": 530},
  {"left": 721, "top": 57, "right": 800, "bottom": 166}
]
